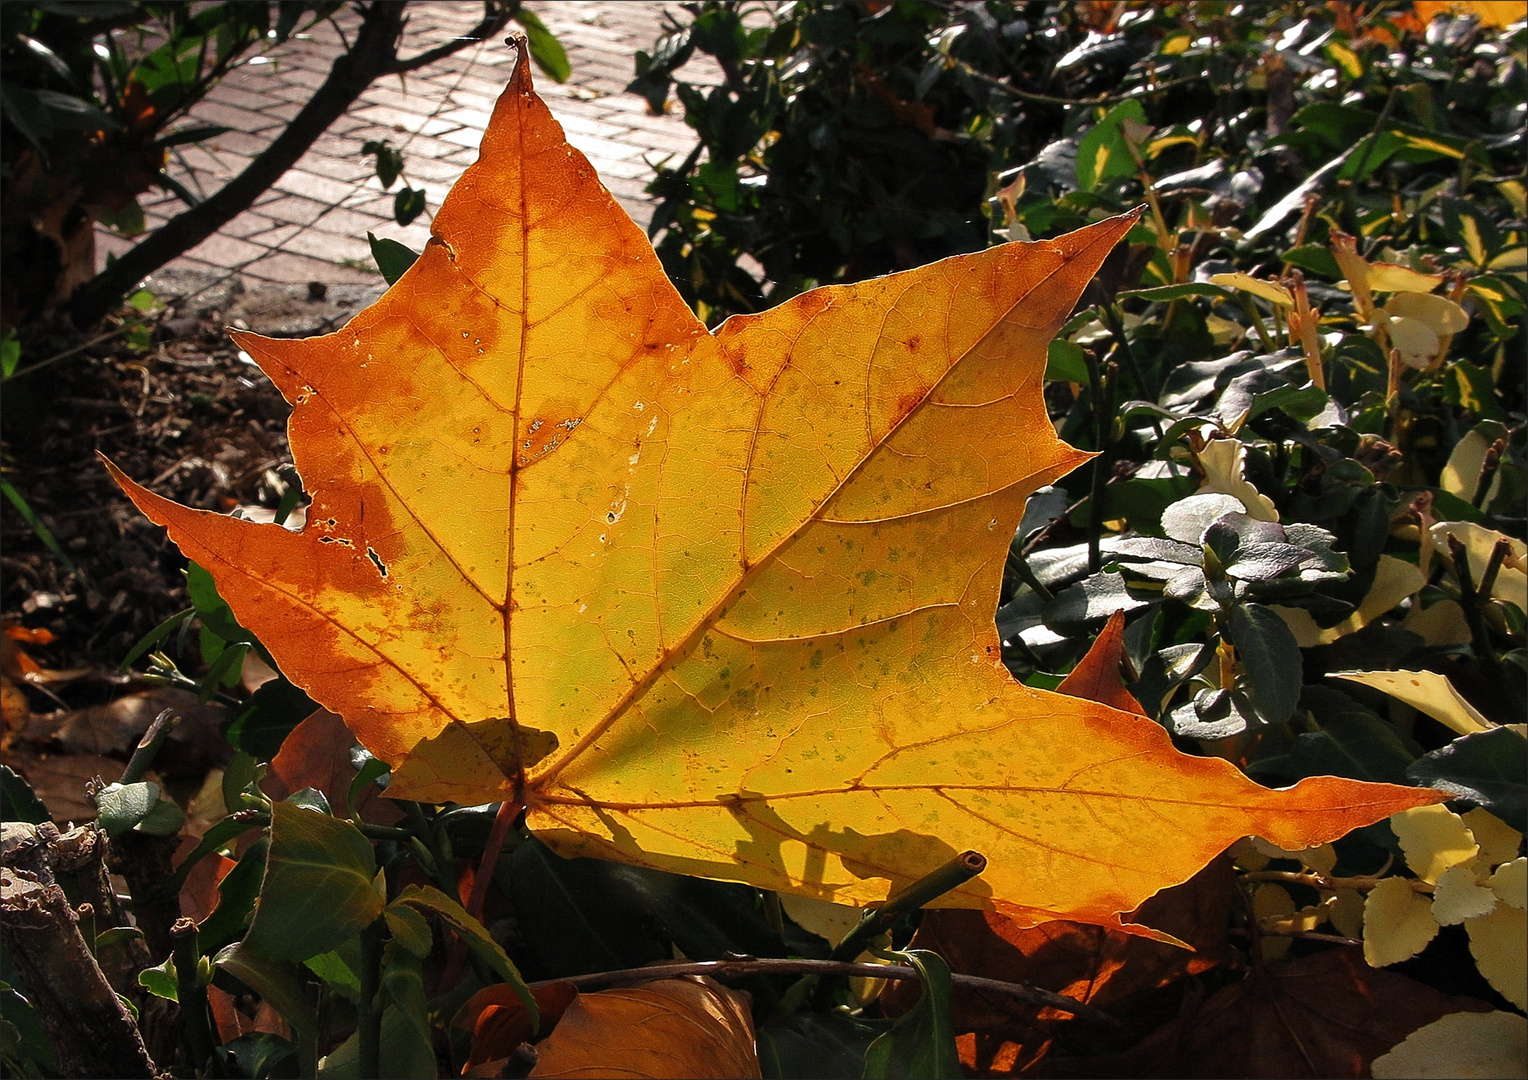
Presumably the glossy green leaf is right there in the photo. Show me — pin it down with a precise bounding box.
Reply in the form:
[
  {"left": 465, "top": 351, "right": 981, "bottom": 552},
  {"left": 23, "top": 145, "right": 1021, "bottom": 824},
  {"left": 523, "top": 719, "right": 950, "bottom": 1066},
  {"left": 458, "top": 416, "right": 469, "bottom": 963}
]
[
  {"left": 1121, "top": 282, "right": 1234, "bottom": 303},
  {"left": 1228, "top": 603, "right": 1303, "bottom": 726},
  {"left": 94, "top": 781, "right": 160, "bottom": 837},
  {"left": 244, "top": 802, "right": 381, "bottom": 962},
  {"left": 0, "top": 765, "right": 51, "bottom": 825},
  {"left": 215, "top": 942, "right": 316, "bottom": 1042},
  {"left": 1408, "top": 728, "right": 1527, "bottom": 830},
  {"left": 367, "top": 233, "right": 420, "bottom": 287},
  {"left": 862, "top": 949, "right": 959, "bottom": 1079},
  {"left": 390, "top": 884, "right": 534, "bottom": 1024},
  {"left": 1076, "top": 99, "right": 1147, "bottom": 192},
  {"left": 513, "top": 8, "right": 571, "bottom": 83}
]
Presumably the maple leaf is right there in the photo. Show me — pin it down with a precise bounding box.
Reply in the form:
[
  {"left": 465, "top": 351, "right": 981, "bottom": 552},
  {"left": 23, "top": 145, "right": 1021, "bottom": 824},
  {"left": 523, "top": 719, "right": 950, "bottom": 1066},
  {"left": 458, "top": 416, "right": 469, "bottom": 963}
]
[{"left": 106, "top": 53, "right": 1439, "bottom": 934}]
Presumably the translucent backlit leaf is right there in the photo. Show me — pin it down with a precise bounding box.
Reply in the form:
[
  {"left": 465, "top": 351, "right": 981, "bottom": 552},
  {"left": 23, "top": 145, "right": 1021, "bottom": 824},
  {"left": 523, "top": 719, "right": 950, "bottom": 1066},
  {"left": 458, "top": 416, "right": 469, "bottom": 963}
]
[
  {"left": 106, "top": 54, "right": 1439, "bottom": 932},
  {"left": 1371, "top": 1010, "right": 1528, "bottom": 1080},
  {"left": 1465, "top": 905, "right": 1527, "bottom": 1010},
  {"left": 1392, "top": 804, "right": 1480, "bottom": 884},
  {"left": 1363, "top": 876, "right": 1439, "bottom": 967},
  {"left": 1464, "top": 809, "right": 1523, "bottom": 868},
  {"left": 1431, "top": 865, "right": 1497, "bottom": 926}
]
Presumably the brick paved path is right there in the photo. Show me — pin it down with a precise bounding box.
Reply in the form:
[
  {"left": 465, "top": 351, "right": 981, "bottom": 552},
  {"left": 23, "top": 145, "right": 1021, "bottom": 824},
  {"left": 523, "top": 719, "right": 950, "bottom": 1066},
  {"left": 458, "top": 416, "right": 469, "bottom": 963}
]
[{"left": 97, "top": 2, "right": 714, "bottom": 304}]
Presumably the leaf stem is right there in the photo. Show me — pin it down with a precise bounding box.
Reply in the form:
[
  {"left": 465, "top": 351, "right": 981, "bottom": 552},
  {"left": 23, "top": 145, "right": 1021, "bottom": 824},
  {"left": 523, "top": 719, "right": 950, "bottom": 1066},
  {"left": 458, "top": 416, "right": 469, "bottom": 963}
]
[
  {"left": 830, "top": 851, "right": 987, "bottom": 963},
  {"left": 1448, "top": 535, "right": 1502, "bottom": 677},
  {"left": 121, "top": 709, "right": 179, "bottom": 785},
  {"left": 438, "top": 798, "right": 524, "bottom": 993},
  {"left": 357, "top": 919, "right": 384, "bottom": 1080},
  {"left": 171, "top": 917, "right": 215, "bottom": 1072},
  {"left": 1085, "top": 358, "right": 1117, "bottom": 573}
]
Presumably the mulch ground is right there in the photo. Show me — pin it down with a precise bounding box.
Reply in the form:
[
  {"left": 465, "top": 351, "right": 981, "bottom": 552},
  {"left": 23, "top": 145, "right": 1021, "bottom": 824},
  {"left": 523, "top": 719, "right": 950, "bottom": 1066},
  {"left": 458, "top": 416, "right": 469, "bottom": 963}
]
[{"left": 1, "top": 297, "right": 316, "bottom": 816}]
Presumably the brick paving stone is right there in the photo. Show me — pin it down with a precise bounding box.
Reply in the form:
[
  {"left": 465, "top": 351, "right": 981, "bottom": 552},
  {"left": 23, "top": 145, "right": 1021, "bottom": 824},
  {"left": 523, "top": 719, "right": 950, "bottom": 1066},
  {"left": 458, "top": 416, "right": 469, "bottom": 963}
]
[
  {"left": 273, "top": 168, "right": 364, "bottom": 206},
  {"left": 279, "top": 227, "right": 375, "bottom": 267},
  {"left": 184, "top": 233, "right": 273, "bottom": 268},
  {"left": 101, "top": 2, "right": 714, "bottom": 291}
]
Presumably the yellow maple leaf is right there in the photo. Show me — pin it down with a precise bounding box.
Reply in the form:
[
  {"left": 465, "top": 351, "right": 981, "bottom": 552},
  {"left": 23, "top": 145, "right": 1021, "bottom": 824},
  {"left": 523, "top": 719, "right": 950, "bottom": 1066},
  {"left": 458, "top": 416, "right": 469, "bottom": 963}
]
[
  {"left": 105, "top": 54, "right": 1439, "bottom": 932},
  {"left": 1414, "top": 1, "right": 1525, "bottom": 29}
]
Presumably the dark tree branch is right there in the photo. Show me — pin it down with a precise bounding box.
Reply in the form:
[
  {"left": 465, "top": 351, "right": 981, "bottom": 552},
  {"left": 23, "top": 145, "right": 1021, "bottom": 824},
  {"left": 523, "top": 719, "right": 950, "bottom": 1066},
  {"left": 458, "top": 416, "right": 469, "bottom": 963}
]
[
  {"left": 1, "top": 825, "right": 156, "bottom": 1079},
  {"left": 66, "top": 1, "right": 510, "bottom": 329},
  {"left": 388, "top": 1, "right": 513, "bottom": 74}
]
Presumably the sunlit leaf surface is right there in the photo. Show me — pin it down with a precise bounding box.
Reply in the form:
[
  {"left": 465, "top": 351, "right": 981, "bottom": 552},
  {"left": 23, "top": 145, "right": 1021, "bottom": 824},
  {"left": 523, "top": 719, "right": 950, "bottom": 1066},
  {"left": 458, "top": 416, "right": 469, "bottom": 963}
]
[{"left": 109, "top": 54, "right": 1439, "bottom": 932}]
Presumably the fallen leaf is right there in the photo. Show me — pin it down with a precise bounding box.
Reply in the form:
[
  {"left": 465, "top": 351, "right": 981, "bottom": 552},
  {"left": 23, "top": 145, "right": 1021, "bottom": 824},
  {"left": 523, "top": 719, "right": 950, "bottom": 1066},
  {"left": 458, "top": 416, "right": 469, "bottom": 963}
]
[
  {"left": 1055, "top": 610, "right": 1145, "bottom": 716},
  {"left": 455, "top": 980, "right": 577, "bottom": 1074},
  {"left": 261, "top": 707, "right": 401, "bottom": 824},
  {"left": 17, "top": 687, "right": 228, "bottom": 779},
  {"left": 1371, "top": 1009, "right": 1527, "bottom": 1080},
  {"left": 1045, "top": 947, "right": 1492, "bottom": 1078},
  {"left": 527, "top": 977, "right": 760, "bottom": 1079},
  {"left": 107, "top": 53, "right": 1439, "bottom": 929},
  {"left": 4, "top": 749, "right": 124, "bottom": 823},
  {"left": 881, "top": 858, "right": 1236, "bottom": 1077}
]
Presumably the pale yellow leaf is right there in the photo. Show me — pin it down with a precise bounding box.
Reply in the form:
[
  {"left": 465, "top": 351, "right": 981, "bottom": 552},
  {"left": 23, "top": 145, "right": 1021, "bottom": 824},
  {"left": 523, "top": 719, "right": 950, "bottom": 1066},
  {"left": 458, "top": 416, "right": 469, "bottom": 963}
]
[
  {"left": 1463, "top": 809, "right": 1524, "bottom": 869},
  {"left": 1432, "top": 864, "right": 1499, "bottom": 925},
  {"left": 1277, "top": 556, "right": 1422, "bottom": 646},
  {"left": 1204, "top": 312, "right": 1245, "bottom": 346},
  {"left": 1160, "top": 33, "right": 1191, "bottom": 55},
  {"left": 1489, "top": 858, "right": 1526, "bottom": 911},
  {"left": 778, "top": 894, "right": 862, "bottom": 947},
  {"left": 1466, "top": 904, "right": 1527, "bottom": 1010},
  {"left": 1431, "top": 522, "right": 1528, "bottom": 612},
  {"left": 1367, "top": 263, "right": 1445, "bottom": 294},
  {"left": 1441, "top": 429, "right": 1502, "bottom": 504},
  {"left": 1487, "top": 247, "right": 1526, "bottom": 272},
  {"left": 1388, "top": 314, "right": 1443, "bottom": 369},
  {"left": 1384, "top": 291, "right": 1471, "bottom": 335},
  {"left": 1371, "top": 1010, "right": 1528, "bottom": 1080},
  {"left": 1332, "top": 670, "right": 1494, "bottom": 737},
  {"left": 1253, "top": 883, "right": 1296, "bottom": 961},
  {"left": 1249, "top": 838, "right": 1336, "bottom": 875},
  {"left": 1330, "top": 887, "right": 1365, "bottom": 940},
  {"left": 1196, "top": 437, "right": 1278, "bottom": 521},
  {"left": 1392, "top": 804, "right": 1479, "bottom": 884},
  {"left": 1364, "top": 875, "right": 1441, "bottom": 967},
  {"left": 1402, "top": 597, "right": 1473, "bottom": 647},
  {"left": 1209, "top": 272, "right": 1294, "bottom": 307}
]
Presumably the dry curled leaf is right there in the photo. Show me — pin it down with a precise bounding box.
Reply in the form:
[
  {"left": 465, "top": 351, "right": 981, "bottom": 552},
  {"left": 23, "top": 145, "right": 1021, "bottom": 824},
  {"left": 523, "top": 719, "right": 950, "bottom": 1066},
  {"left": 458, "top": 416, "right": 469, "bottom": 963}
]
[
  {"left": 884, "top": 858, "right": 1237, "bottom": 1077},
  {"left": 527, "top": 977, "right": 759, "bottom": 1079},
  {"left": 1046, "top": 947, "right": 1493, "bottom": 1079},
  {"left": 1055, "top": 610, "right": 1145, "bottom": 716},
  {"left": 108, "top": 53, "right": 1438, "bottom": 930}
]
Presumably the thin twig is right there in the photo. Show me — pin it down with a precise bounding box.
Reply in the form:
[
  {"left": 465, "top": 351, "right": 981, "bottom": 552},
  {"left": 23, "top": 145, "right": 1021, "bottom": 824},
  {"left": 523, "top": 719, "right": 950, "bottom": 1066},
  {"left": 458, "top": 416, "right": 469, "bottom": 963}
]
[
  {"left": 532, "top": 958, "right": 1127, "bottom": 1033},
  {"left": 960, "top": 64, "right": 1205, "bottom": 107}
]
